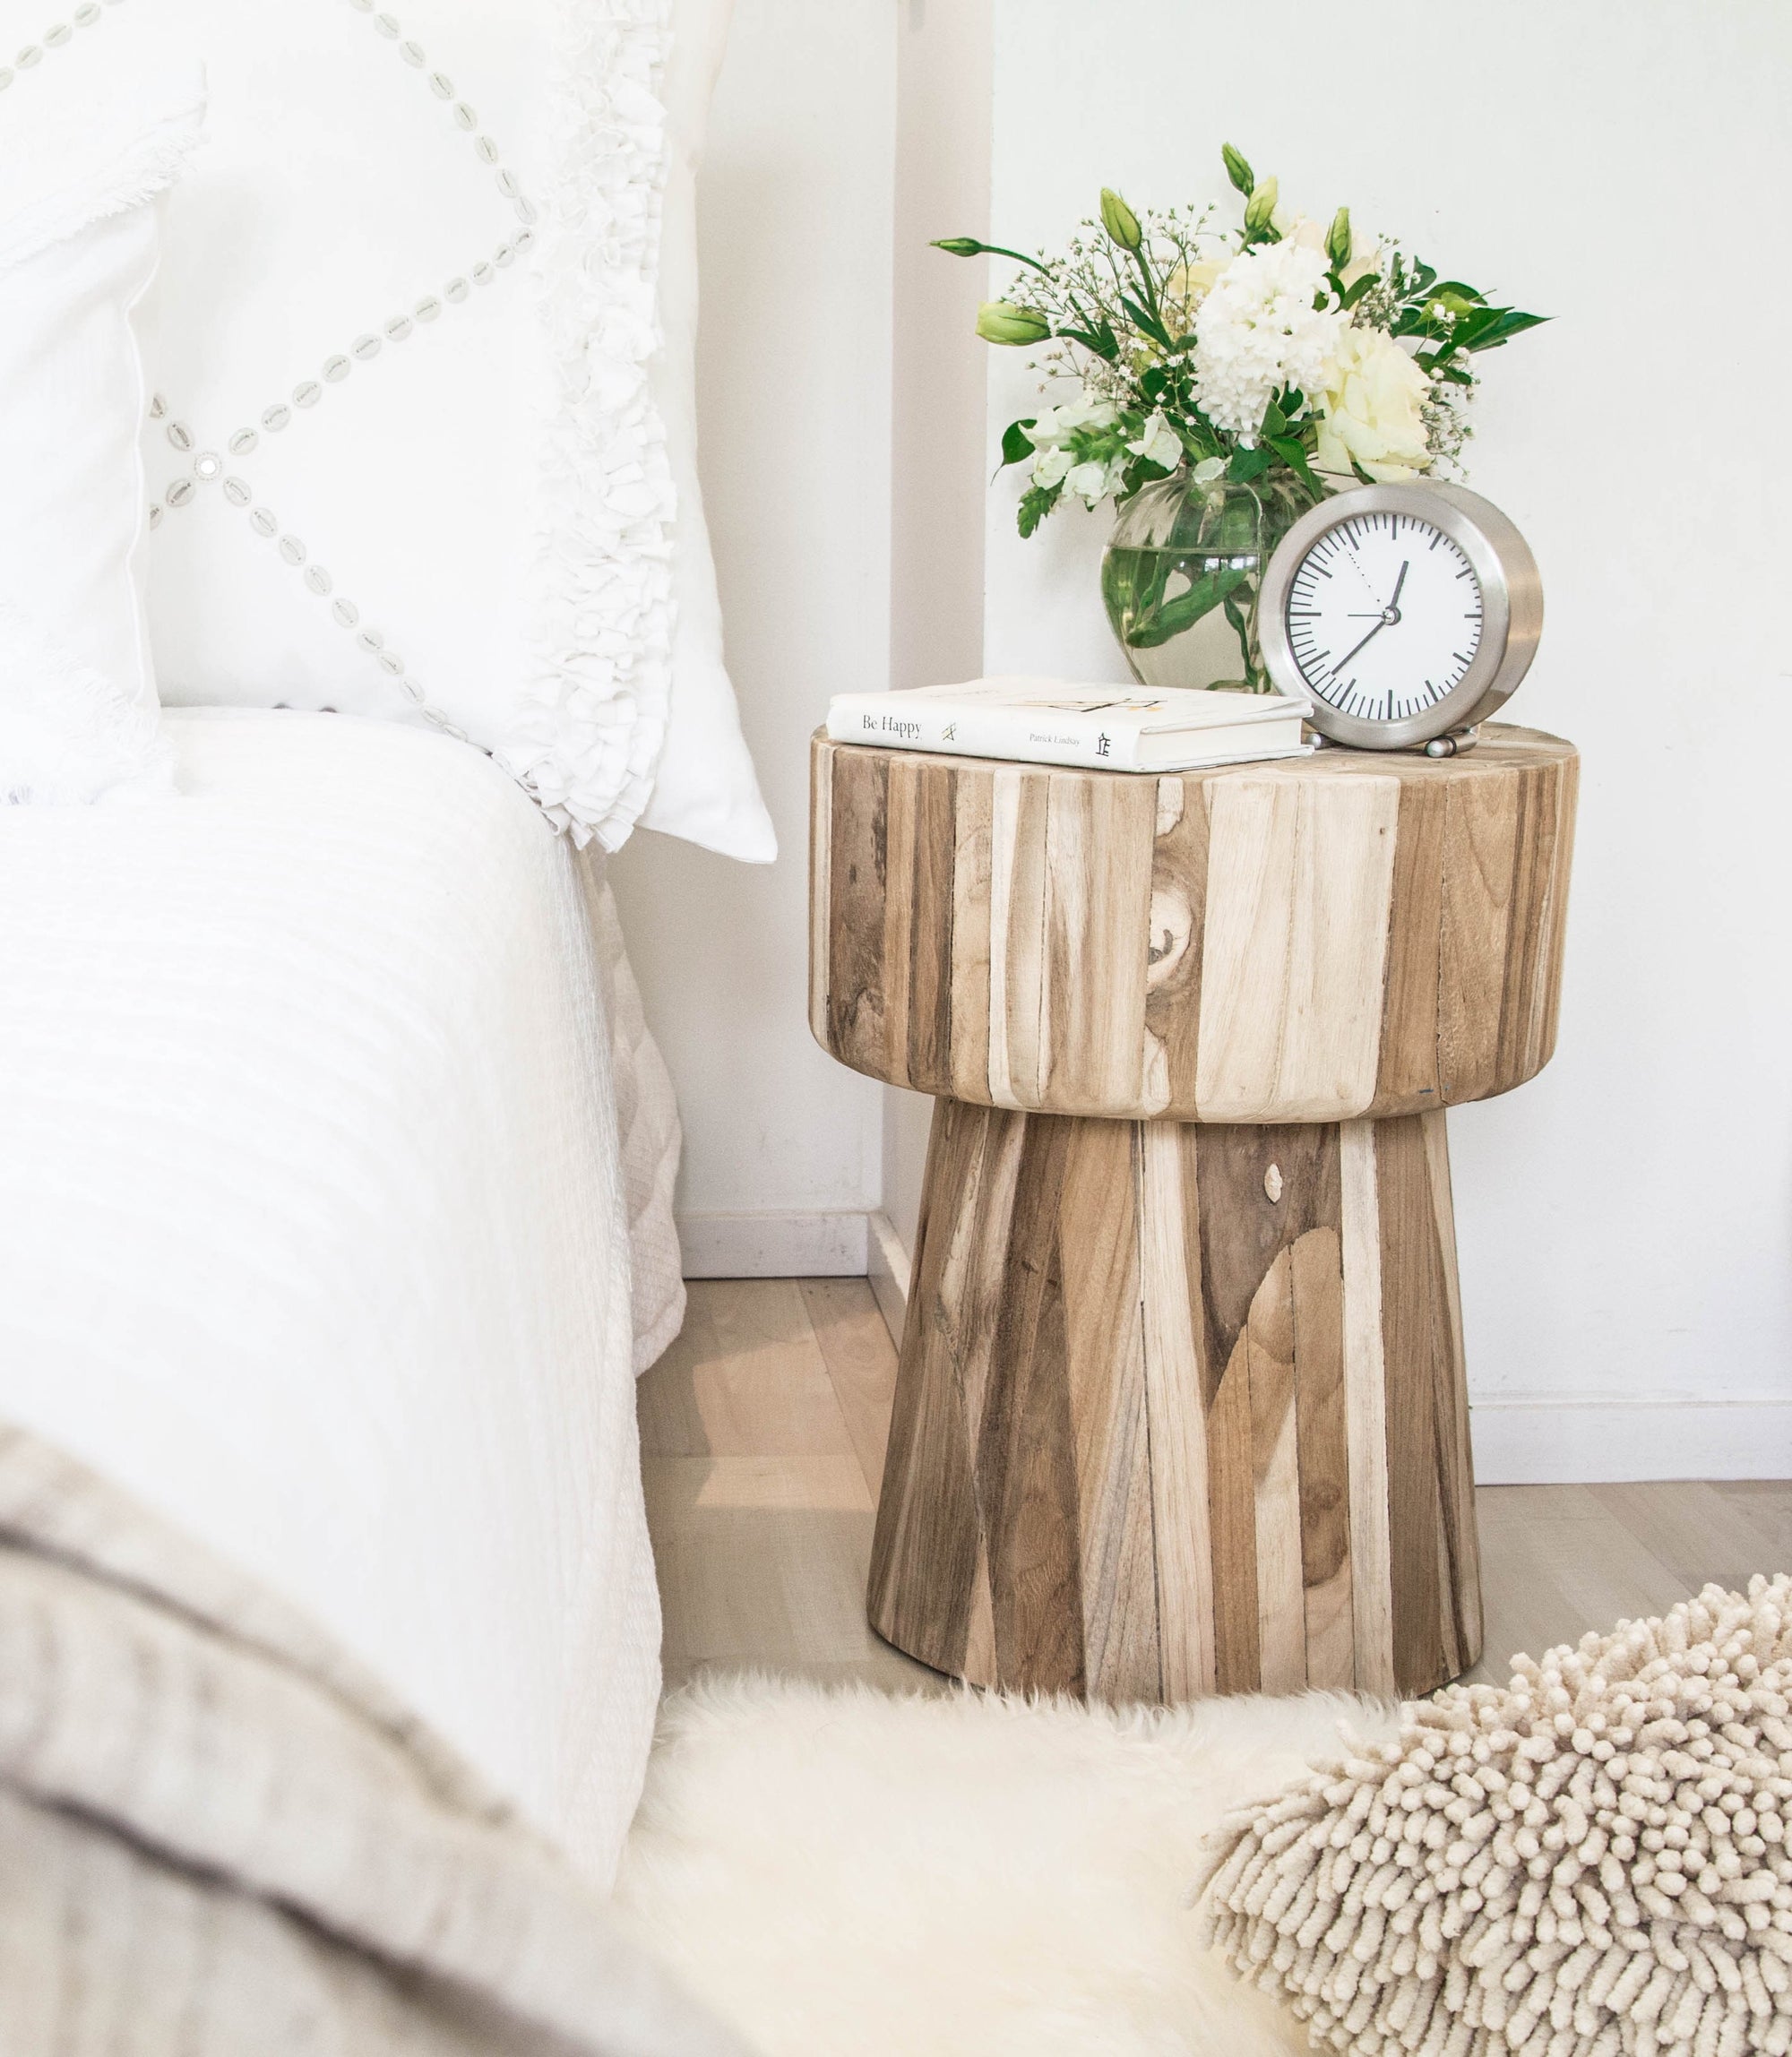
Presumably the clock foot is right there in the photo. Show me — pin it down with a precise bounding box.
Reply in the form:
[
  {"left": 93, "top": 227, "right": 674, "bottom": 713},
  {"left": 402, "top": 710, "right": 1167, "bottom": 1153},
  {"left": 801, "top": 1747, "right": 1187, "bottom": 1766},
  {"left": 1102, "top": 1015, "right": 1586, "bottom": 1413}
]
[{"left": 1423, "top": 724, "right": 1480, "bottom": 759}]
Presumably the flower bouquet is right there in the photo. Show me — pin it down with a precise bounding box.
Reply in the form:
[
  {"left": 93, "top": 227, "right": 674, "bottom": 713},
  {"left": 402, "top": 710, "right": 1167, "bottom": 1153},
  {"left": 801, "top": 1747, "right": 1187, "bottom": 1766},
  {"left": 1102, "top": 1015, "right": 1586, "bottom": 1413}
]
[{"left": 939, "top": 145, "right": 1543, "bottom": 691}]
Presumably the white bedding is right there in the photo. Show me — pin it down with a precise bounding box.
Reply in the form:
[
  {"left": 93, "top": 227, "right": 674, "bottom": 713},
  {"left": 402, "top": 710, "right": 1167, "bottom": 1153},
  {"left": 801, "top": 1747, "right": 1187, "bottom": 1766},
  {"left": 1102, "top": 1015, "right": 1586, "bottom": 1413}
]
[{"left": 0, "top": 708, "right": 676, "bottom": 1882}]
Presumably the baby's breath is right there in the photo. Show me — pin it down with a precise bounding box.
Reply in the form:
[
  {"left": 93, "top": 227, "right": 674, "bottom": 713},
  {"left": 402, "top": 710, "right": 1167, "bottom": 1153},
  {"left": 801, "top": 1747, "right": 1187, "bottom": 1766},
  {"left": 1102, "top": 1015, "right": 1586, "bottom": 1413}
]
[{"left": 942, "top": 148, "right": 1543, "bottom": 537}]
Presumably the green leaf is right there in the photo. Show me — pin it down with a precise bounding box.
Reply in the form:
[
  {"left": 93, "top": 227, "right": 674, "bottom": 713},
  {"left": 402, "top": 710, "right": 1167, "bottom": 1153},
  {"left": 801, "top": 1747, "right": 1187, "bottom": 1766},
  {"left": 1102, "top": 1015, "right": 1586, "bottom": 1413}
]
[
  {"left": 1265, "top": 433, "right": 1322, "bottom": 497},
  {"left": 1059, "top": 321, "right": 1121, "bottom": 362},
  {"left": 1120, "top": 294, "right": 1171, "bottom": 348},
  {"left": 1472, "top": 306, "right": 1548, "bottom": 347},
  {"left": 1120, "top": 452, "right": 1174, "bottom": 501},
  {"left": 1000, "top": 418, "right": 1038, "bottom": 467},
  {"left": 1431, "top": 303, "right": 1546, "bottom": 357},
  {"left": 1228, "top": 444, "right": 1273, "bottom": 482},
  {"left": 1017, "top": 481, "right": 1063, "bottom": 539},
  {"left": 1124, "top": 564, "right": 1251, "bottom": 649},
  {"left": 1102, "top": 544, "right": 1175, "bottom": 624},
  {"left": 1426, "top": 280, "right": 1487, "bottom": 305},
  {"left": 1221, "top": 142, "right": 1255, "bottom": 195}
]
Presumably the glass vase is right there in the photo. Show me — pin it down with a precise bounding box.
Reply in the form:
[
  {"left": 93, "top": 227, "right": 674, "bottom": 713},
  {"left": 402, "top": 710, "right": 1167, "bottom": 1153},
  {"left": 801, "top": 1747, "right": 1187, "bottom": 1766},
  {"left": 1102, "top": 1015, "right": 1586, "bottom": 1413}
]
[{"left": 1101, "top": 469, "right": 1314, "bottom": 693}]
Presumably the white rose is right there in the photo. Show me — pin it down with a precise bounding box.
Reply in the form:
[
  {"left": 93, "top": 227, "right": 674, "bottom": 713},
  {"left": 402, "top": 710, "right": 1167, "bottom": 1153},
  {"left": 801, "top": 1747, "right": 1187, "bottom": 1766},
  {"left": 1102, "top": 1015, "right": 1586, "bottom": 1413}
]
[{"left": 1314, "top": 325, "right": 1432, "bottom": 483}]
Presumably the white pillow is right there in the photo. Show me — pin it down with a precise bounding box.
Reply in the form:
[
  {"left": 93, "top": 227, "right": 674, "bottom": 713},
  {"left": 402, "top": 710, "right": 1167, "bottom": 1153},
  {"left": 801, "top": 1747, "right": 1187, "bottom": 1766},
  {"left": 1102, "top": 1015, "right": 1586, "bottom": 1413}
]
[
  {"left": 0, "top": 604, "right": 174, "bottom": 806},
  {"left": 31, "top": 0, "right": 773, "bottom": 861},
  {"left": 0, "top": 48, "right": 203, "bottom": 716},
  {"left": 636, "top": 0, "right": 774, "bottom": 861}
]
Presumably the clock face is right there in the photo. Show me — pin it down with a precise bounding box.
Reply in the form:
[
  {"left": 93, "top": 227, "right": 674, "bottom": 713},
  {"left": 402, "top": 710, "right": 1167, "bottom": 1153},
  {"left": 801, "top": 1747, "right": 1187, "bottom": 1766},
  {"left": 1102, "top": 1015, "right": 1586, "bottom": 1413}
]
[{"left": 1284, "top": 510, "right": 1485, "bottom": 724}]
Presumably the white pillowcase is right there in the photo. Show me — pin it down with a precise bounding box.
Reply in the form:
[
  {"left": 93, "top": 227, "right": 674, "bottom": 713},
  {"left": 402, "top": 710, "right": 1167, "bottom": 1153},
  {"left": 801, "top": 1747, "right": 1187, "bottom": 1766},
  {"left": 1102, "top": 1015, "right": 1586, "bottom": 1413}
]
[
  {"left": 38, "top": 0, "right": 773, "bottom": 861},
  {"left": 636, "top": 0, "right": 773, "bottom": 860},
  {"left": 0, "top": 52, "right": 204, "bottom": 718},
  {"left": 0, "top": 604, "right": 174, "bottom": 806}
]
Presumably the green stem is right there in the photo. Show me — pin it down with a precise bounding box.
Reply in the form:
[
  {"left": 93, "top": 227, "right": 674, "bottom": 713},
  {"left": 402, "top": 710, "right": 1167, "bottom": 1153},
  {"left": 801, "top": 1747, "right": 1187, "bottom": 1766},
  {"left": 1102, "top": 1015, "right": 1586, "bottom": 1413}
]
[
  {"left": 1130, "top": 242, "right": 1164, "bottom": 324},
  {"left": 981, "top": 242, "right": 1054, "bottom": 276}
]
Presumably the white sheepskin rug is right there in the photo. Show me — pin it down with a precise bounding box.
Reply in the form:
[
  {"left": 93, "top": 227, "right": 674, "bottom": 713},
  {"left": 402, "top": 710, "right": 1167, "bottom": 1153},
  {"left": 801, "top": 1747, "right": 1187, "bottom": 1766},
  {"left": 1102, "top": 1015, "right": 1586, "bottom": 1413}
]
[
  {"left": 0, "top": 602, "right": 172, "bottom": 806},
  {"left": 615, "top": 1672, "right": 1397, "bottom": 2056},
  {"left": 1197, "top": 1579, "right": 1792, "bottom": 2057}
]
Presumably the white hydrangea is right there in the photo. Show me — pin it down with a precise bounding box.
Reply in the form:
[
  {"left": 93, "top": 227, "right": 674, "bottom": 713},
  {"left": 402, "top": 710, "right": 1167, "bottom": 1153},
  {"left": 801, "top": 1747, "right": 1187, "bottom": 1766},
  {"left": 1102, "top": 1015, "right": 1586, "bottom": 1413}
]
[{"left": 1192, "top": 241, "right": 1344, "bottom": 443}]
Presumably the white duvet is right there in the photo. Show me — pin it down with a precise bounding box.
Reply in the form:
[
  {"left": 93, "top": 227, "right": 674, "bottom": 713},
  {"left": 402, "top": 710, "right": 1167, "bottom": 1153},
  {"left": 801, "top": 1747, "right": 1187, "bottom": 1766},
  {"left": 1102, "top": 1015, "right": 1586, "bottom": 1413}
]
[{"left": 0, "top": 709, "right": 670, "bottom": 1881}]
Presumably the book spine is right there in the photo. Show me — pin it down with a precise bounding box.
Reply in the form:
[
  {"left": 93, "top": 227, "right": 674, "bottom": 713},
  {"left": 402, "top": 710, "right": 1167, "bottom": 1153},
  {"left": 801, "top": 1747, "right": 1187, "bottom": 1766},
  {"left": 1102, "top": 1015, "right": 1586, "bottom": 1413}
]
[{"left": 826, "top": 701, "right": 1144, "bottom": 771}]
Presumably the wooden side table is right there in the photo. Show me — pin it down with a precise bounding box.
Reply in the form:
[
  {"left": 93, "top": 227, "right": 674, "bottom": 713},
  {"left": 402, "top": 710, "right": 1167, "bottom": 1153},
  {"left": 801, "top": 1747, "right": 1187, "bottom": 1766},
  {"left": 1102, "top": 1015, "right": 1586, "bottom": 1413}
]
[{"left": 809, "top": 724, "right": 1576, "bottom": 1703}]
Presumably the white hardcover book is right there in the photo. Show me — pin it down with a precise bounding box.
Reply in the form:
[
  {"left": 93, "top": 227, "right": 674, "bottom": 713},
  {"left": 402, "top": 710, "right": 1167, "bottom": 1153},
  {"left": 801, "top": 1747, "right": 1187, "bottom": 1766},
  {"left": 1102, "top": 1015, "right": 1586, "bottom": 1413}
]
[{"left": 825, "top": 677, "right": 1314, "bottom": 773}]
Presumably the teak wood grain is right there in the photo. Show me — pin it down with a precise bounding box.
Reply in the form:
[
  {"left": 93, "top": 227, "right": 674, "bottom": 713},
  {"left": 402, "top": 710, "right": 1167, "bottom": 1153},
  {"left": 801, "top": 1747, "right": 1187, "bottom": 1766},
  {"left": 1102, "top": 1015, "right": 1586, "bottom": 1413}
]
[
  {"left": 867, "top": 1106, "right": 1480, "bottom": 1700},
  {"left": 811, "top": 727, "right": 1576, "bottom": 1706},
  {"left": 811, "top": 725, "right": 1577, "bottom": 1126}
]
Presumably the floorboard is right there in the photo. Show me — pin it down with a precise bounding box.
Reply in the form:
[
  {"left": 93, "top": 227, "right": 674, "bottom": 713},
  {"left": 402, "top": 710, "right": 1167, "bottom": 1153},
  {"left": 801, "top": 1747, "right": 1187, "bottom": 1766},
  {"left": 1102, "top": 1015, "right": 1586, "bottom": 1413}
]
[{"left": 641, "top": 1280, "right": 1792, "bottom": 1701}]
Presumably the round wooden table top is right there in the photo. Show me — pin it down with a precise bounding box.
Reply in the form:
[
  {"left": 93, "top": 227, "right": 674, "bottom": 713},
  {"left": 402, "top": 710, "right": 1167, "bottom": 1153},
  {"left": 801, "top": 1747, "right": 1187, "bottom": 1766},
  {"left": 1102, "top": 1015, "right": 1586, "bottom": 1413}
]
[{"left": 810, "top": 721, "right": 1578, "bottom": 1125}]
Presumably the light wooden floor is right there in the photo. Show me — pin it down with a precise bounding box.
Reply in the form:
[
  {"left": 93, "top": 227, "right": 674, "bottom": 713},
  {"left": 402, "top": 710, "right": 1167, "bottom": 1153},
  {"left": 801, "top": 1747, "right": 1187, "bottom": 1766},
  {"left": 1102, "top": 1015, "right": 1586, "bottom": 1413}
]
[{"left": 640, "top": 1279, "right": 1792, "bottom": 1698}]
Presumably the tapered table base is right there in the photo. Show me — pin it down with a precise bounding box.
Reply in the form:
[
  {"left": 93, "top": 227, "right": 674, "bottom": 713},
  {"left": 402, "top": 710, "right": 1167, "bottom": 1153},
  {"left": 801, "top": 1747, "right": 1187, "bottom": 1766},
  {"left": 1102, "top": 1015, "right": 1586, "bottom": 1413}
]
[{"left": 869, "top": 1100, "right": 1483, "bottom": 1703}]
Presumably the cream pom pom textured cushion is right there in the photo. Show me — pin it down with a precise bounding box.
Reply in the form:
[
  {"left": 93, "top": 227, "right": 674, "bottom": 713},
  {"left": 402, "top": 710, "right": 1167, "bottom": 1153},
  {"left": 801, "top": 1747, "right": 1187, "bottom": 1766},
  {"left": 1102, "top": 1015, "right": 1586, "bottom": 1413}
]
[
  {"left": 1196, "top": 1579, "right": 1792, "bottom": 2057},
  {"left": 11, "top": 0, "right": 774, "bottom": 859}
]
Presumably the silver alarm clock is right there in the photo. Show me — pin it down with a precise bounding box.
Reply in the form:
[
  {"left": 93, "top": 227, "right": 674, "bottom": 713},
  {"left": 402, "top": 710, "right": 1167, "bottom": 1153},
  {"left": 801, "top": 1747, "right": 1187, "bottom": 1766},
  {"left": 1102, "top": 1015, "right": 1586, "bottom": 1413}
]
[{"left": 1258, "top": 482, "right": 1543, "bottom": 752}]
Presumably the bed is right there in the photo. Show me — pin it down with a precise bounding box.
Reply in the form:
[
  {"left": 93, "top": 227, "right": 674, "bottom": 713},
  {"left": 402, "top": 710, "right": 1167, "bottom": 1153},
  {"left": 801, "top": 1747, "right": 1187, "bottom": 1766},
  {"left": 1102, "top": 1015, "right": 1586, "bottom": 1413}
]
[{"left": 0, "top": 707, "right": 679, "bottom": 1883}]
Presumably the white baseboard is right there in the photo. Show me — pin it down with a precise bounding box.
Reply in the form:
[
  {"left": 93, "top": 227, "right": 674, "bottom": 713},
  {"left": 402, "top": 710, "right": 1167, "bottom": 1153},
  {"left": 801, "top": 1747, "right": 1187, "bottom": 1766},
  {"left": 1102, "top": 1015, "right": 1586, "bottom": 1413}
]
[
  {"left": 677, "top": 1210, "right": 869, "bottom": 1279},
  {"left": 681, "top": 1214, "right": 1789, "bottom": 1483},
  {"left": 866, "top": 1209, "right": 911, "bottom": 1347},
  {"left": 1469, "top": 1399, "right": 1792, "bottom": 1485}
]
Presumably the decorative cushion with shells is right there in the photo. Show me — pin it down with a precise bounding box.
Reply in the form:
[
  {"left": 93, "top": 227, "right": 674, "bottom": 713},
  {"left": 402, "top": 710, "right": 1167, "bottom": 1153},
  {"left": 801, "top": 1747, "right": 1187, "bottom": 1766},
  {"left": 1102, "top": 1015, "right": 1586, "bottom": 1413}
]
[
  {"left": 1197, "top": 1579, "right": 1792, "bottom": 2057},
  {"left": 0, "top": 0, "right": 774, "bottom": 859}
]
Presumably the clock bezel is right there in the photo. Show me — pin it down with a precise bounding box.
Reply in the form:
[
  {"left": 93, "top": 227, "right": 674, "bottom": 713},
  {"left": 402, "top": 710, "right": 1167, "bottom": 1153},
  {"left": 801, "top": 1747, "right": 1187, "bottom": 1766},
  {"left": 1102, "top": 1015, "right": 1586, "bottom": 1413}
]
[{"left": 1258, "top": 481, "right": 1543, "bottom": 751}]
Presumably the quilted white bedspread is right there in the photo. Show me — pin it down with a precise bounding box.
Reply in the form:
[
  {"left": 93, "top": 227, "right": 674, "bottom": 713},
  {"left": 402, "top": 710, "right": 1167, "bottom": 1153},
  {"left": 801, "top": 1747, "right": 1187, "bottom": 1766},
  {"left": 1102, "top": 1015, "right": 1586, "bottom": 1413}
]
[{"left": 0, "top": 709, "right": 675, "bottom": 1882}]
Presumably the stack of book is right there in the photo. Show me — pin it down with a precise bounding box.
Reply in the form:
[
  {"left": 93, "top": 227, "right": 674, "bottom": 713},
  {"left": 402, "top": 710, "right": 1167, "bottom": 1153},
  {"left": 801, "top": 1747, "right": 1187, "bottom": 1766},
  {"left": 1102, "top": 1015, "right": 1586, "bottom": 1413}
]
[{"left": 825, "top": 677, "right": 1312, "bottom": 773}]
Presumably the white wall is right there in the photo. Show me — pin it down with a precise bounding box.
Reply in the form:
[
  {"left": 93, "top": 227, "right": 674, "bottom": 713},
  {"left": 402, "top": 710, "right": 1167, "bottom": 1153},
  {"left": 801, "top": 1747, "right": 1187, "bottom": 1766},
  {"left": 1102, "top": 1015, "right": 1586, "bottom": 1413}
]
[
  {"left": 983, "top": 0, "right": 1792, "bottom": 1478},
  {"left": 608, "top": 0, "right": 895, "bottom": 1278},
  {"left": 616, "top": 0, "right": 1792, "bottom": 1482},
  {"left": 883, "top": 0, "right": 995, "bottom": 1263}
]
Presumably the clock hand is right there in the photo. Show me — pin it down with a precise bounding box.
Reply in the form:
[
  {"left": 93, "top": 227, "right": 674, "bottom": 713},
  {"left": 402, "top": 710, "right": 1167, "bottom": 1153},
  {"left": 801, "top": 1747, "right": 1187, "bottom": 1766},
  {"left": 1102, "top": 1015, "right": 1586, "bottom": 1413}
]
[
  {"left": 1342, "top": 546, "right": 1383, "bottom": 606},
  {"left": 1331, "top": 561, "right": 1411, "bottom": 670},
  {"left": 1332, "top": 617, "right": 1389, "bottom": 672}
]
